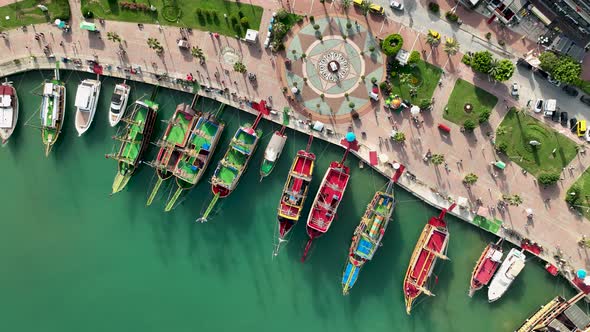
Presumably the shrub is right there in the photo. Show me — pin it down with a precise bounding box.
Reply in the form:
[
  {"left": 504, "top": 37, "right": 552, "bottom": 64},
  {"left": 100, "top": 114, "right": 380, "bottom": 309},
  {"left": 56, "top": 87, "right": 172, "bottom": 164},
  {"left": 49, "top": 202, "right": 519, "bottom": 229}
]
[
  {"left": 393, "top": 132, "right": 406, "bottom": 142},
  {"left": 196, "top": 8, "right": 202, "bottom": 16},
  {"left": 276, "top": 9, "right": 289, "bottom": 21},
  {"left": 538, "top": 172, "right": 560, "bottom": 186},
  {"left": 478, "top": 109, "right": 491, "bottom": 123},
  {"left": 471, "top": 51, "right": 493, "bottom": 74},
  {"left": 313, "top": 24, "right": 320, "bottom": 30},
  {"left": 309, "top": 15, "right": 315, "bottom": 22},
  {"left": 230, "top": 15, "right": 238, "bottom": 25},
  {"left": 461, "top": 54, "right": 472, "bottom": 66},
  {"left": 238, "top": 11, "right": 244, "bottom": 18},
  {"left": 349, "top": 102, "right": 355, "bottom": 108},
  {"left": 419, "top": 98, "right": 432, "bottom": 110},
  {"left": 566, "top": 184, "right": 582, "bottom": 205},
  {"left": 382, "top": 33, "right": 404, "bottom": 57},
  {"left": 463, "top": 173, "right": 478, "bottom": 185},
  {"left": 369, "top": 45, "right": 375, "bottom": 52},
  {"left": 497, "top": 141, "right": 508, "bottom": 153},
  {"left": 498, "top": 40, "right": 506, "bottom": 46},
  {"left": 408, "top": 50, "right": 421, "bottom": 65},
  {"left": 240, "top": 17, "right": 249, "bottom": 27},
  {"left": 346, "top": 22, "right": 352, "bottom": 29},
  {"left": 379, "top": 81, "right": 388, "bottom": 91},
  {"left": 371, "top": 77, "right": 377, "bottom": 84},
  {"left": 445, "top": 11, "right": 459, "bottom": 22},
  {"left": 485, "top": 32, "right": 492, "bottom": 40},
  {"left": 463, "top": 119, "right": 476, "bottom": 131},
  {"left": 428, "top": 2, "right": 440, "bottom": 13},
  {"left": 82, "top": 6, "right": 94, "bottom": 18}
]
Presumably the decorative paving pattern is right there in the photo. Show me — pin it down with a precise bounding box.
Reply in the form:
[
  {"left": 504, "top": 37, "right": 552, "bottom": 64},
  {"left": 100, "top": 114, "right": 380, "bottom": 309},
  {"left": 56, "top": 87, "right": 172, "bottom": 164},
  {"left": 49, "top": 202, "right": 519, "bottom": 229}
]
[{"left": 281, "top": 16, "right": 384, "bottom": 120}]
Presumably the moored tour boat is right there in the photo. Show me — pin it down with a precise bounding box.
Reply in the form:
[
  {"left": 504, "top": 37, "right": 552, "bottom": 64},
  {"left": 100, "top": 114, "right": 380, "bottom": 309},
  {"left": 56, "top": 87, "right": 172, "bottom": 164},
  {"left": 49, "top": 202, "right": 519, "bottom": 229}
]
[
  {"left": 301, "top": 160, "right": 350, "bottom": 262},
  {"left": 198, "top": 112, "right": 264, "bottom": 222},
  {"left": 74, "top": 78, "right": 101, "bottom": 136},
  {"left": 260, "top": 130, "right": 287, "bottom": 181},
  {"left": 342, "top": 165, "right": 405, "bottom": 295},
  {"left": 108, "top": 99, "right": 159, "bottom": 194},
  {"left": 40, "top": 80, "right": 66, "bottom": 156},
  {"left": 168, "top": 114, "right": 224, "bottom": 211},
  {"left": 0, "top": 81, "right": 18, "bottom": 145},
  {"left": 403, "top": 203, "right": 456, "bottom": 315},
  {"left": 146, "top": 103, "right": 199, "bottom": 206},
  {"left": 468, "top": 239, "right": 504, "bottom": 297},
  {"left": 272, "top": 143, "right": 315, "bottom": 256},
  {"left": 487, "top": 248, "right": 526, "bottom": 302},
  {"left": 108, "top": 83, "right": 130, "bottom": 127}
]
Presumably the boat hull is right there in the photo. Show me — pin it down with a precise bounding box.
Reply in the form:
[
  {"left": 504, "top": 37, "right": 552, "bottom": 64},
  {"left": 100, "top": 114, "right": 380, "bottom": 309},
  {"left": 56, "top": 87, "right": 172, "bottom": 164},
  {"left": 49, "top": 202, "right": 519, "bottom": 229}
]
[
  {"left": 468, "top": 242, "right": 503, "bottom": 297},
  {"left": 487, "top": 248, "right": 526, "bottom": 302},
  {"left": 0, "top": 82, "right": 18, "bottom": 145},
  {"left": 74, "top": 80, "right": 101, "bottom": 136},
  {"left": 109, "top": 84, "right": 130, "bottom": 127},
  {"left": 41, "top": 82, "right": 66, "bottom": 156}
]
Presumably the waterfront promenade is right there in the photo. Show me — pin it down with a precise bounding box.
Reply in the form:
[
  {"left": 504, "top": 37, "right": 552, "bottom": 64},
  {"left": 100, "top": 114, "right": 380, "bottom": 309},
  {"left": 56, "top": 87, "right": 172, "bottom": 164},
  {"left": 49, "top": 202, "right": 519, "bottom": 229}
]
[{"left": 1, "top": 0, "right": 590, "bottom": 286}]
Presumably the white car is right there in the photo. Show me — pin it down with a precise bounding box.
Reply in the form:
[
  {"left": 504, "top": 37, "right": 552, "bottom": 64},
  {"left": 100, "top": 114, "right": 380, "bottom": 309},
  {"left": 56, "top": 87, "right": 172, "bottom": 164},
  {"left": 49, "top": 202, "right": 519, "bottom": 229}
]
[
  {"left": 533, "top": 99, "right": 543, "bottom": 113},
  {"left": 390, "top": 0, "right": 404, "bottom": 10},
  {"left": 511, "top": 83, "right": 519, "bottom": 96},
  {"left": 263, "top": 35, "right": 271, "bottom": 48}
]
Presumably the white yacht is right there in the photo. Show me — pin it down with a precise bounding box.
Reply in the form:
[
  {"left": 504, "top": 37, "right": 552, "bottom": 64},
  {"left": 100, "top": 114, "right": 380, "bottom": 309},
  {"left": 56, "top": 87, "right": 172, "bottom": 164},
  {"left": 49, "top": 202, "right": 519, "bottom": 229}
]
[
  {"left": 74, "top": 79, "right": 101, "bottom": 136},
  {"left": 487, "top": 248, "right": 526, "bottom": 302},
  {"left": 108, "top": 83, "right": 130, "bottom": 127},
  {"left": 0, "top": 81, "right": 18, "bottom": 145}
]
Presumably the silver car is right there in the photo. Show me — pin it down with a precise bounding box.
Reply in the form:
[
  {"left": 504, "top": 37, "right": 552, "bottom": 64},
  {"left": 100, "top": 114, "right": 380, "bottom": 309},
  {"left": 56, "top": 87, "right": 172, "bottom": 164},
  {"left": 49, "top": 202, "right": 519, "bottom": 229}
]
[{"left": 390, "top": 0, "right": 404, "bottom": 10}]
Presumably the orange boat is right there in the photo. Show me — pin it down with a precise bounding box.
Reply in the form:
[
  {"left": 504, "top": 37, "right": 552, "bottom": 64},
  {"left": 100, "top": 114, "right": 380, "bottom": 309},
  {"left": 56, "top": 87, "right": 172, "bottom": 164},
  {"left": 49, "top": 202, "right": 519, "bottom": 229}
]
[
  {"left": 403, "top": 203, "right": 456, "bottom": 314},
  {"left": 468, "top": 239, "right": 503, "bottom": 297}
]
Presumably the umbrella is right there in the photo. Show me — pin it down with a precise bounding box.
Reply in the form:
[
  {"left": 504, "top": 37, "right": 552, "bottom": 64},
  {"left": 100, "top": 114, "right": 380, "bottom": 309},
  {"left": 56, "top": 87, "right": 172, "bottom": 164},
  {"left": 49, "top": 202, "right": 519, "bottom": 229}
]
[
  {"left": 525, "top": 208, "right": 533, "bottom": 216},
  {"left": 345, "top": 132, "right": 356, "bottom": 142},
  {"left": 379, "top": 154, "right": 389, "bottom": 164},
  {"left": 186, "top": 74, "right": 193, "bottom": 81},
  {"left": 457, "top": 196, "right": 469, "bottom": 208},
  {"left": 392, "top": 162, "right": 400, "bottom": 170},
  {"left": 291, "top": 87, "right": 298, "bottom": 94},
  {"left": 410, "top": 105, "right": 420, "bottom": 116},
  {"left": 578, "top": 269, "right": 587, "bottom": 279},
  {"left": 54, "top": 19, "right": 61, "bottom": 25}
]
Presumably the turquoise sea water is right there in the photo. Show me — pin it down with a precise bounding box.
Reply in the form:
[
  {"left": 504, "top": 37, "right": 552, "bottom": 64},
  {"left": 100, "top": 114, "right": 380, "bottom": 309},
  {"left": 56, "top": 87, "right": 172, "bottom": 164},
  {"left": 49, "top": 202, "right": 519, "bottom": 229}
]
[{"left": 0, "top": 70, "right": 578, "bottom": 332}]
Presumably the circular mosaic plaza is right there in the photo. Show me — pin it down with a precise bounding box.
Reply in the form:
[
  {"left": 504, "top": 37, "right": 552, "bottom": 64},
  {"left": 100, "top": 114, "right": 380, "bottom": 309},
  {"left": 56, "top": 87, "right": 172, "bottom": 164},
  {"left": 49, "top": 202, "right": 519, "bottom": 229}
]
[{"left": 282, "top": 16, "right": 384, "bottom": 119}]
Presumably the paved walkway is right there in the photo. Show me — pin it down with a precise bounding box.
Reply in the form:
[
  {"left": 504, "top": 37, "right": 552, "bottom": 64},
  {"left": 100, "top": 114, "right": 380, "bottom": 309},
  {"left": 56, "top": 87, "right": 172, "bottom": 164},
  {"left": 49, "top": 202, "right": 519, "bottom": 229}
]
[{"left": 1, "top": 0, "right": 590, "bottom": 281}]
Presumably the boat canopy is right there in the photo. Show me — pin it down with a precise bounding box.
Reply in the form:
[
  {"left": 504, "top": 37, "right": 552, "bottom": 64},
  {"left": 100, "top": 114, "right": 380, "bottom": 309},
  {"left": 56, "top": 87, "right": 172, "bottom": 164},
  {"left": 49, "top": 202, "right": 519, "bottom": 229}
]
[
  {"left": 75, "top": 84, "right": 93, "bottom": 109},
  {"left": 490, "top": 250, "right": 503, "bottom": 262},
  {"left": 508, "top": 260, "right": 525, "bottom": 278},
  {"left": 264, "top": 133, "right": 287, "bottom": 162},
  {"left": 0, "top": 107, "right": 13, "bottom": 128},
  {"left": 80, "top": 21, "right": 97, "bottom": 31}
]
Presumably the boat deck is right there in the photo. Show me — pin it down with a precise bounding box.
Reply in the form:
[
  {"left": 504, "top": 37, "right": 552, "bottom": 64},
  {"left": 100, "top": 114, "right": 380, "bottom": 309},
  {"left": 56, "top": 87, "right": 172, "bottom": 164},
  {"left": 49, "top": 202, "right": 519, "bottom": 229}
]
[
  {"left": 308, "top": 167, "right": 349, "bottom": 232},
  {"left": 166, "top": 111, "right": 191, "bottom": 146},
  {"left": 473, "top": 248, "right": 501, "bottom": 287},
  {"left": 406, "top": 227, "right": 447, "bottom": 297},
  {"left": 121, "top": 106, "right": 147, "bottom": 162}
]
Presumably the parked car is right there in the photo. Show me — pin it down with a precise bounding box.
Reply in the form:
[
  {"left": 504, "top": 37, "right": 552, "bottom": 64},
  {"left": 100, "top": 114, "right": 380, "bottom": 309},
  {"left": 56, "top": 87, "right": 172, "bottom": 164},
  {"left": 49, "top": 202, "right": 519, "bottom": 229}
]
[
  {"left": 390, "top": 0, "right": 404, "bottom": 10},
  {"left": 369, "top": 4, "right": 385, "bottom": 15},
  {"left": 517, "top": 58, "right": 533, "bottom": 70},
  {"left": 511, "top": 82, "right": 519, "bottom": 96},
  {"left": 263, "top": 35, "right": 271, "bottom": 49},
  {"left": 560, "top": 111, "right": 568, "bottom": 125},
  {"left": 533, "top": 99, "right": 543, "bottom": 113},
  {"left": 548, "top": 75, "right": 561, "bottom": 86},
  {"left": 585, "top": 127, "right": 590, "bottom": 142},
  {"left": 581, "top": 95, "right": 590, "bottom": 107},
  {"left": 551, "top": 110, "right": 560, "bottom": 122},
  {"left": 562, "top": 85, "right": 579, "bottom": 96},
  {"left": 535, "top": 69, "right": 550, "bottom": 79},
  {"left": 570, "top": 118, "right": 578, "bottom": 132},
  {"left": 353, "top": 0, "right": 363, "bottom": 6}
]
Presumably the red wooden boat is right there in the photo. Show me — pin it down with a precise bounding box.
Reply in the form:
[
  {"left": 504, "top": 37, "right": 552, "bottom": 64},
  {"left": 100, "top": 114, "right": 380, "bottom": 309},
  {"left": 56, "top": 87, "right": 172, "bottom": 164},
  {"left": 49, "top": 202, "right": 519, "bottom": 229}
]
[
  {"left": 403, "top": 203, "right": 456, "bottom": 314},
  {"left": 301, "top": 160, "right": 350, "bottom": 262},
  {"left": 468, "top": 239, "right": 503, "bottom": 297},
  {"left": 272, "top": 147, "right": 316, "bottom": 256}
]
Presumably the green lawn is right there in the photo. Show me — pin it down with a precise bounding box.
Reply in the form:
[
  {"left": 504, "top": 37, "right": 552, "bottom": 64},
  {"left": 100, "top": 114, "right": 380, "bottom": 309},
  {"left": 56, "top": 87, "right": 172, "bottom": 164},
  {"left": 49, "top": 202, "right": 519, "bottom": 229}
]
[
  {"left": 495, "top": 108, "right": 578, "bottom": 177},
  {"left": 566, "top": 169, "right": 590, "bottom": 220},
  {"left": 81, "top": 0, "right": 263, "bottom": 37},
  {"left": 0, "top": 0, "right": 70, "bottom": 30},
  {"left": 443, "top": 79, "right": 498, "bottom": 127},
  {"left": 390, "top": 60, "right": 442, "bottom": 101}
]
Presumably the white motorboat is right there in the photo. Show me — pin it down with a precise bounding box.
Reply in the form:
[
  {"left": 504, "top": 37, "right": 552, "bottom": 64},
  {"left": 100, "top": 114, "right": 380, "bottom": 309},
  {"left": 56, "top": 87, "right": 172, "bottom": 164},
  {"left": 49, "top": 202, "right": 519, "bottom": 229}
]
[
  {"left": 487, "top": 248, "right": 526, "bottom": 302},
  {"left": 108, "top": 83, "right": 130, "bottom": 127},
  {"left": 0, "top": 81, "right": 18, "bottom": 144},
  {"left": 74, "top": 79, "right": 101, "bottom": 136}
]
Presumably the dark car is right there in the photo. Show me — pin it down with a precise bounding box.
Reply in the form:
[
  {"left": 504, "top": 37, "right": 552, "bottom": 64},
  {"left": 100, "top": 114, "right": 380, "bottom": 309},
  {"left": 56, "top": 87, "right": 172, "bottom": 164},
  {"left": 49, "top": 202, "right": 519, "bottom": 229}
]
[
  {"left": 581, "top": 95, "right": 590, "bottom": 107},
  {"left": 560, "top": 111, "right": 568, "bottom": 125},
  {"left": 562, "top": 85, "right": 579, "bottom": 96},
  {"left": 570, "top": 118, "right": 578, "bottom": 132},
  {"left": 552, "top": 110, "right": 560, "bottom": 122},
  {"left": 517, "top": 58, "right": 533, "bottom": 70},
  {"left": 535, "top": 69, "right": 550, "bottom": 79}
]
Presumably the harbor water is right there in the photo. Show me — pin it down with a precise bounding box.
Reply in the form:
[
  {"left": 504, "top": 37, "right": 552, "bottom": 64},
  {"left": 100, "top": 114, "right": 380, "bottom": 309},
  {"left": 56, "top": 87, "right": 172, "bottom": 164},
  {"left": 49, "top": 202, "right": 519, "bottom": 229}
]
[{"left": 0, "top": 70, "right": 579, "bottom": 332}]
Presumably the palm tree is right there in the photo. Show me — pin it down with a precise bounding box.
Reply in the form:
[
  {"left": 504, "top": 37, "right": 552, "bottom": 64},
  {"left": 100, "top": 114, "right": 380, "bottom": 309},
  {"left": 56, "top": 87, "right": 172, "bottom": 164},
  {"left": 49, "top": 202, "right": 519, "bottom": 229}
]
[
  {"left": 510, "top": 194, "right": 523, "bottom": 206},
  {"left": 431, "top": 154, "right": 445, "bottom": 165},
  {"left": 191, "top": 46, "right": 205, "bottom": 61},
  {"left": 147, "top": 37, "right": 163, "bottom": 54},
  {"left": 496, "top": 125, "right": 507, "bottom": 136},
  {"left": 341, "top": 0, "right": 352, "bottom": 10},
  {"left": 488, "top": 58, "right": 499, "bottom": 77},
  {"left": 426, "top": 33, "right": 440, "bottom": 47},
  {"left": 107, "top": 32, "right": 122, "bottom": 44},
  {"left": 443, "top": 37, "right": 460, "bottom": 56},
  {"left": 233, "top": 61, "right": 247, "bottom": 73},
  {"left": 360, "top": 0, "right": 371, "bottom": 15}
]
